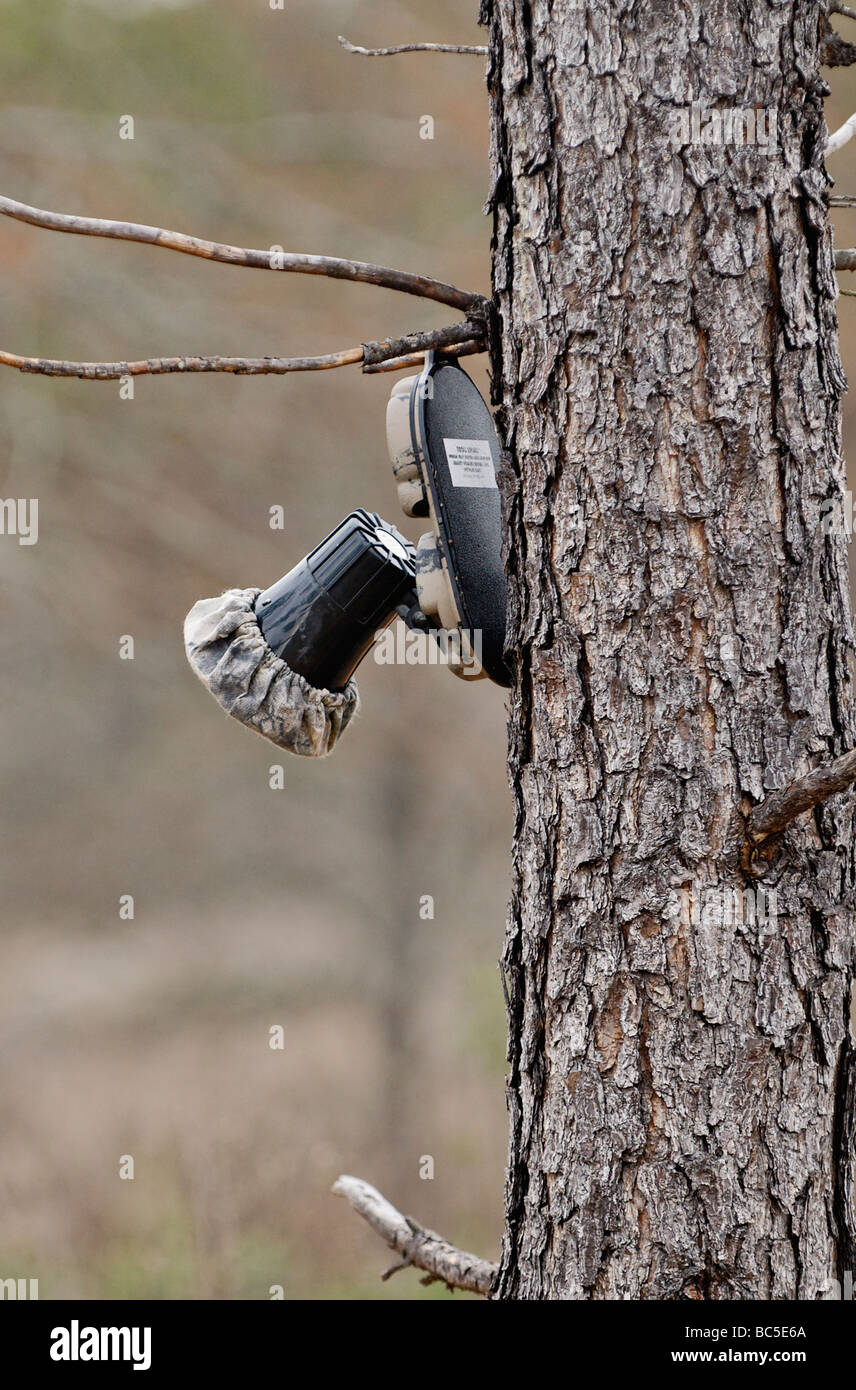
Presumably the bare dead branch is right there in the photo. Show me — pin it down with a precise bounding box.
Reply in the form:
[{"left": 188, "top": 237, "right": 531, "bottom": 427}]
[
  {"left": 331, "top": 1175, "right": 496, "bottom": 1295},
  {"left": 362, "top": 339, "right": 483, "bottom": 374},
  {"left": 830, "top": 195, "right": 856, "bottom": 206},
  {"left": 820, "top": 16, "right": 856, "bottom": 64},
  {"left": 0, "top": 195, "right": 484, "bottom": 316},
  {"left": 831, "top": 2, "right": 856, "bottom": 20},
  {"left": 828, "top": 112, "right": 856, "bottom": 152},
  {"left": 0, "top": 322, "right": 486, "bottom": 383},
  {"left": 0, "top": 348, "right": 364, "bottom": 380},
  {"left": 746, "top": 749, "right": 856, "bottom": 846},
  {"left": 360, "top": 320, "right": 483, "bottom": 365},
  {"left": 338, "top": 35, "right": 487, "bottom": 57},
  {"left": 835, "top": 248, "right": 856, "bottom": 269}
]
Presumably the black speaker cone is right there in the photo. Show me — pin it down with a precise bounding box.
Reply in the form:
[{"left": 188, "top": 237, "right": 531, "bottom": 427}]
[{"left": 255, "top": 510, "right": 417, "bottom": 691}]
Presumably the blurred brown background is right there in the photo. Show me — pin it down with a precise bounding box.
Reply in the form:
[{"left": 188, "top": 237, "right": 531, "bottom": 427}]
[{"left": 0, "top": 0, "right": 853, "bottom": 1300}]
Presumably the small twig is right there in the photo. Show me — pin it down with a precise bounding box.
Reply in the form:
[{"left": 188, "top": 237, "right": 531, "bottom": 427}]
[
  {"left": 831, "top": 2, "right": 856, "bottom": 20},
  {"left": 362, "top": 339, "right": 483, "bottom": 374},
  {"left": 338, "top": 35, "right": 487, "bottom": 57},
  {"left": 0, "top": 322, "right": 486, "bottom": 382},
  {"left": 830, "top": 194, "right": 856, "bottom": 206},
  {"left": 332, "top": 1175, "right": 496, "bottom": 1296},
  {"left": 360, "top": 320, "right": 483, "bottom": 366},
  {"left": 828, "top": 112, "right": 856, "bottom": 152},
  {"left": 0, "top": 348, "right": 363, "bottom": 380},
  {"left": 745, "top": 749, "right": 856, "bottom": 847},
  {"left": 0, "top": 195, "right": 483, "bottom": 315},
  {"left": 835, "top": 248, "right": 856, "bottom": 269}
]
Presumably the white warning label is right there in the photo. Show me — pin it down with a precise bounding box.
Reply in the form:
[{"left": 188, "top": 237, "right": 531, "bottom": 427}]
[{"left": 443, "top": 438, "right": 497, "bottom": 489}]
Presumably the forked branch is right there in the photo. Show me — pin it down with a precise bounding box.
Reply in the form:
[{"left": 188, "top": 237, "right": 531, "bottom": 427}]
[
  {"left": 332, "top": 1175, "right": 496, "bottom": 1295},
  {"left": 0, "top": 193, "right": 488, "bottom": 380}
]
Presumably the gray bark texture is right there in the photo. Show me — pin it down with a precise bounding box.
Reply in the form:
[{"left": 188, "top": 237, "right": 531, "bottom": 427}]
[{"left": 483, "top": 0, "right": 856, "bottom": 1299}]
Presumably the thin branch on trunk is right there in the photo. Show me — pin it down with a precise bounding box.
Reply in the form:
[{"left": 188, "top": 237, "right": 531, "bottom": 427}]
[
  {"left": 831, "top": 2, "right": 856, "bottom": 20},
  {"left": 331, "top": 1175, "right": 496, "bottom": 1295},
  {"left": 830, "top": 194, "right": 856, "bottom": 206},
  {"left": 359, "top": 321, "right": 484, "bottom": 365},
  {"left": 0, "top": 322, "right": 486, "bottom": 382},
  {"left": 835, "top": 249, "right": 856, "bottom": 269},
  {"left": 745, "top": 749, "right": 856, "bottom": 847},
  {"left": 0, "top": 195, "right": 484, "bottom": 315},
  {"left": 338, "top": 36, "right": 487, "bottom": 57},
  {"left": 828, "top": 112, "right": 856, "bottom": 152},
  {"left": 362, "top": 339, "right": 483, "bottom": 374}
]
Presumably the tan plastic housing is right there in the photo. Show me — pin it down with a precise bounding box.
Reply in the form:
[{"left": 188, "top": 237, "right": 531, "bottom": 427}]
[
  {"left": 386, "top": 375, "right": 428, "bottom": 517},
  {"left": 386, "top": 372, "right": 486, "bottom": 682}
]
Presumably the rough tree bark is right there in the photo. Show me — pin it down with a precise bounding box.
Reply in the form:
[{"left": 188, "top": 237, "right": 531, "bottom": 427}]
[{"left": 484, "top": 0, "right": 856, "bottom": 1298}]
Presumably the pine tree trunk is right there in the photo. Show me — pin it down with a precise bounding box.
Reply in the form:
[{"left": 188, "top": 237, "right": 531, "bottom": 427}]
[{"left": 484, "top": 0, "right": 856, "bottom": 1299}]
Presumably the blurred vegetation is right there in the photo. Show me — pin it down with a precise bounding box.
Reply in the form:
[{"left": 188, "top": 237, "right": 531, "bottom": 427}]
[
  {"left": 0, "top": 0, "right": 854, "bottom": 1301},
  {"left": 0, "top": 0, "right": 508, "bottom": 1300}
]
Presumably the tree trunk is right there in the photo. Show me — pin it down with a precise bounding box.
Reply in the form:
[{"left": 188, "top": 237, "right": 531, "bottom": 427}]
[{"left": 484, "top": 0, "right": 856, "bottom": 1299}]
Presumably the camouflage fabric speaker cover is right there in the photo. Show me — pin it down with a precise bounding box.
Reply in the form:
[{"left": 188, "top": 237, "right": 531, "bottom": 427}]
[{"left": 184, "top": 588, "right": 359, "bottom": 757}]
